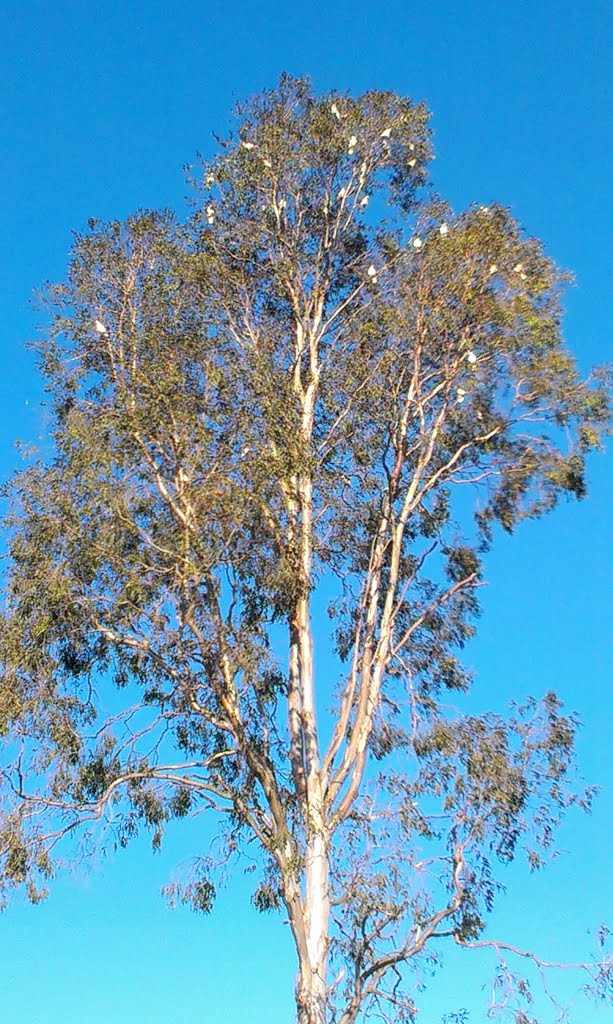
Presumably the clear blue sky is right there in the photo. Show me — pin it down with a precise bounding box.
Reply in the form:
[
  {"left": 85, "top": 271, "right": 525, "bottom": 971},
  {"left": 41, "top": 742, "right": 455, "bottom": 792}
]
[{"left": 1, "top": 2, "right": 611, "bottom": 1021}]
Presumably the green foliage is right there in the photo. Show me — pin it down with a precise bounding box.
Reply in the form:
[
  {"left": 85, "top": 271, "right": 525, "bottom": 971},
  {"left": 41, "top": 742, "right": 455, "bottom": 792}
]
[
  {"left": 164, "top": 863, "right": 217, "bottom": 915},
  {"left": 252, "top": 877, "right": 284, "bottom": 914},
  {"left": 0, "top": 75, "right": 610, "bottom": 1023}
]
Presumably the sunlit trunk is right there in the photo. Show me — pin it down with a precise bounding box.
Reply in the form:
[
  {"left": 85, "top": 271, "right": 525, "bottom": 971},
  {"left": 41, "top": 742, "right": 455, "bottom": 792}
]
[
  {"left": 295, "top": 821, "right": 330, "bottom": 1024},
  {"left": 290, "top": 326, "right": 329, "bottom": 1023}
]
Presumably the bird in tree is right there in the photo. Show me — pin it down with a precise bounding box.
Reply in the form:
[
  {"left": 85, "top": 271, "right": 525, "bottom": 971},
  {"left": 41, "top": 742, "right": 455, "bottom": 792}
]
[{"left": 0, "top": 75, "right": 611, "bottom": 1024}]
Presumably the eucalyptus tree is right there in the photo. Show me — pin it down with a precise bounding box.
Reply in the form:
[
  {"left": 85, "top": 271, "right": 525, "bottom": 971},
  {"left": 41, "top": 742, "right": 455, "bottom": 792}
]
[{"left": 1, "top": 76, "right": 610, "bottom": 1024}]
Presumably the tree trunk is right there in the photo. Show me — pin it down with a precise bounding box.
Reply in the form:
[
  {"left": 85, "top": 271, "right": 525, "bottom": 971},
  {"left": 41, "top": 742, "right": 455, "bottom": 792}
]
[
  {"left": 295, "top": 822, "right": 330, "bottom": 1024},
  {"left": 296, "top": 967, "right": 327, "bottom": 1024}
]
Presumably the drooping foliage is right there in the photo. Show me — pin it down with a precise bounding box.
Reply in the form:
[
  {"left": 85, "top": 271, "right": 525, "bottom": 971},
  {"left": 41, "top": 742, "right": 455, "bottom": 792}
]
[{"left": 1, "top": 76, "right": 610, "bottom": 1023}]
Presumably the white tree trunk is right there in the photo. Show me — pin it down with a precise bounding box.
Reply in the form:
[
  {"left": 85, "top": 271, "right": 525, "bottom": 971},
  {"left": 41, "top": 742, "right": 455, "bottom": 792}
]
[{"left": 296, "top": 821, "right": 330, "bottom": 1024}]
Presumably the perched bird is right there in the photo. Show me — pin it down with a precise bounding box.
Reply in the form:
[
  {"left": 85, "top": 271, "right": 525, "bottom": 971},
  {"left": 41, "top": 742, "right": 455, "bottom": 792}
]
[
  {"left": 408, "top": 158, "right": 417, "bottom": 168},
  {"left": 338, "top": 186, "right": 348, "bottom": 199},
  {"left": 241, "top": 141, "right": 255, "bottom": 150},
  {"left": 489, "top": 264, "right": 498, "bottom": 275},
  {"left": 513, "top": 263, "right": 524, "bottom": 273},
  {"left": 348, "top": 134, "right": 357, "bottom": 154},
  {"left": 380, "top": 127, "right": 392, "bottom": 138},
  {"left": 94, "top": 319, "right": 108, "bottom": 335},
  {"left": 263, "top": 158, "right": 272, "bottom": 169},
  {"left": 206, "top": 205, "right": 215, "bottom": 225},
  {"left": 205, "top": 172, "right": 215, "bottom": 187},
  {"left": 467, "top": 351, "right": 477, "bottom": 364},
  {"left": 413, "top": 237, "right": 422, "bottom": 249},
  {"left": 359, "top": 195, "right": 369, "bottom": 208},
  {"left": 457, "top": 387, "right": 466, "bottom": 404},
  {"left": 367, "top": 264, "right": 378, "bottom": 283},
  {"left": 439, "top": 223, "right": 449, "bottom": 236},
  {"left": 330, "top": 103, "right": 341, "bottom": 119}
]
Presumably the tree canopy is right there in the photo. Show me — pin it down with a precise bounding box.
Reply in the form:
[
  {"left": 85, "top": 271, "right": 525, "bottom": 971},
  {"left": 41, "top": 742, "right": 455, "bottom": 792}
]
[{"left": 0, "top": 76, "right": 611, "bottom": 1024}]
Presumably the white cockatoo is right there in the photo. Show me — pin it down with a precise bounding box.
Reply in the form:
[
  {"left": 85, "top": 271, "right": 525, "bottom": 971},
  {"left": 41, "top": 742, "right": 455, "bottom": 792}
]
[
  {"left": 241, "top": 141, "right": 255, "bottom": 151},
  {"left": 380, "top": 127, "right": 392, "bottom": 138},
  {"left": 94, "top": 319, "right": 107, "bottom": 335},
  {"left": 489, "top": 264, "right": 498, "bottom": 275},
  {"left": 348, "top": 134, "right": 357, "bottom": 154},
  {"left": 330, "top": 103, "right": 341, "bottom": 120},
  {"left": 206, "top": 205, "right": 215, "bottom": 224},
  {"left": 439, "top": 223, "right": 449, "bottom": 236},
  {"left": 513, "top": 263, "right": 524, "bottom": 273},
  {"left": 359, "top": 195, "right": 369, "bottom": 208},
  {"left": 457, "top": 387, "right": 466, "bottom": 404},
  {"left": 367, "top": 264, "right": 378, "bottom": 283},
  {"left": 408, "top": 158, "right": 417, "bottom": 168},
  {"left": 413, "top": 237, "right": 422, "bottom": 249},
  {"left": 467, "top": 351, "right": 477, "bottom": 364}
]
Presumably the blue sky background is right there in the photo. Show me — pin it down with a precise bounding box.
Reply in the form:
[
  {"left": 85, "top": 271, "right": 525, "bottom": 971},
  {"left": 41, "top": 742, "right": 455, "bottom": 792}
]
[{"left": 0, "top": 1, "right": 611, "bottom": 1021}]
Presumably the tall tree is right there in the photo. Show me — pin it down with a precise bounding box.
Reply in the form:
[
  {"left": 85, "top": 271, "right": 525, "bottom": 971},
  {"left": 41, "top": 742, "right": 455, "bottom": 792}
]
[{"left": 0, "top": 76, "right": 610, "bottom": 1024}]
